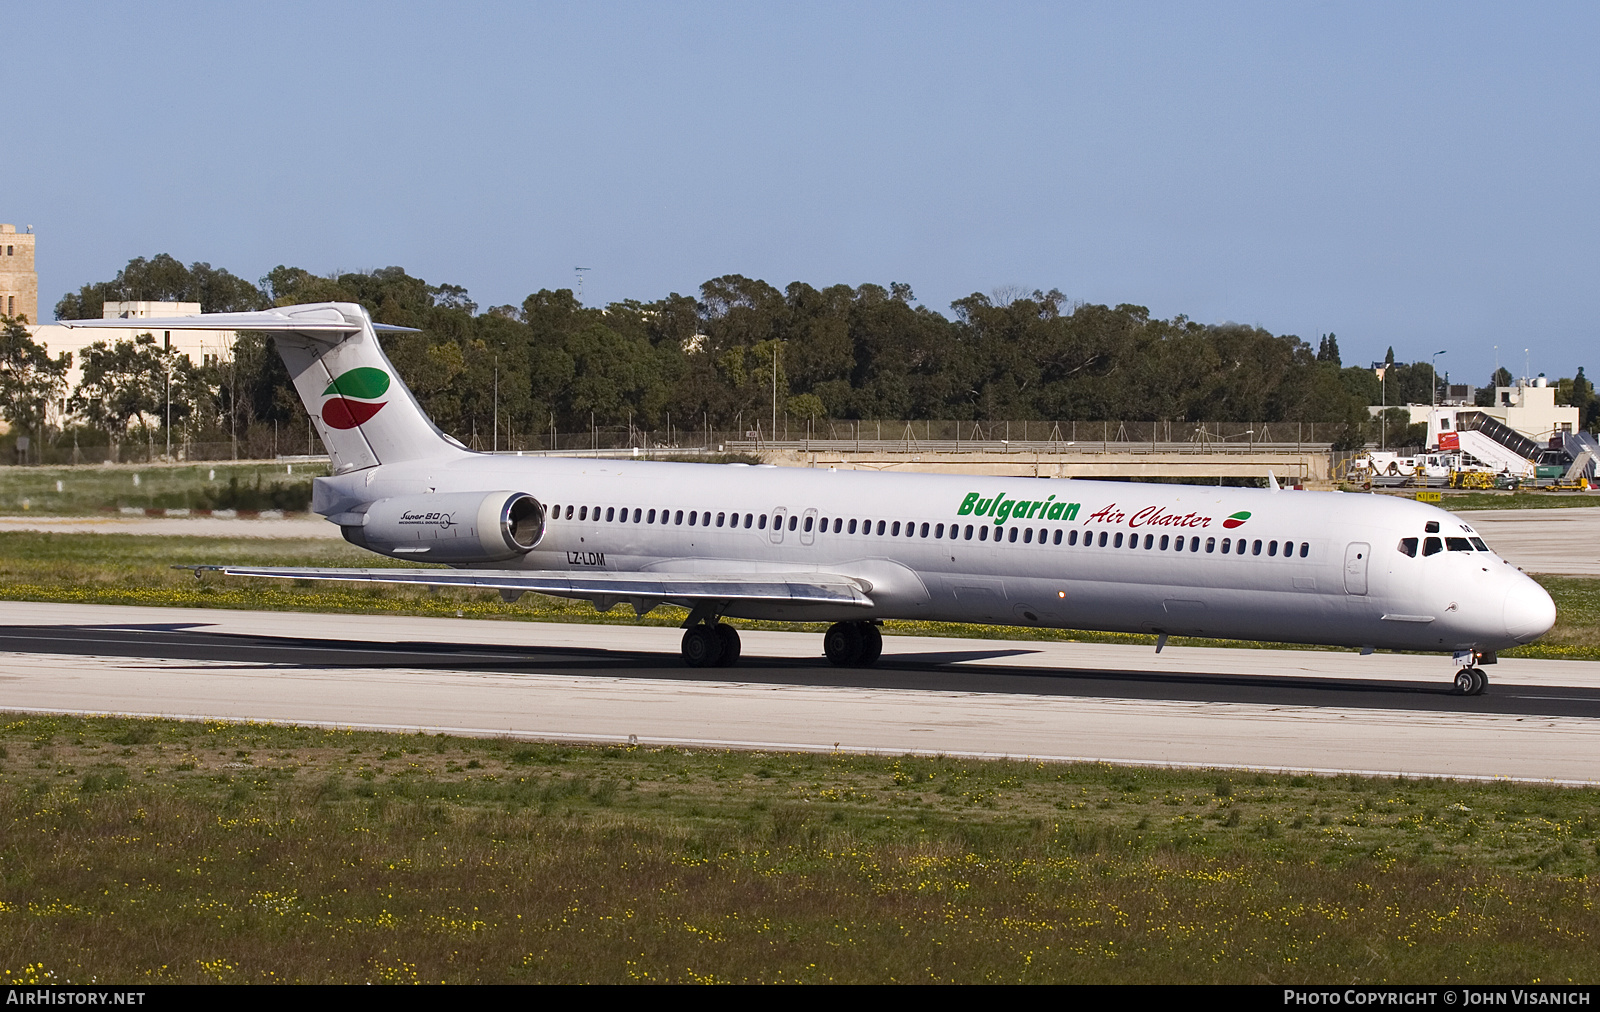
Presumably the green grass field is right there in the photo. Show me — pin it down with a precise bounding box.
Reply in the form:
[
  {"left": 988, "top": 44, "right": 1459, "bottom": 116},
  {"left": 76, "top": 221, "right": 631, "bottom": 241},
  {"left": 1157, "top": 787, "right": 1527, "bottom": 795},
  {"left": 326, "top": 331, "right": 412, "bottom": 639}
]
[
  {"left": 1, "top": 713, "right": 1597, "bottom": 984},
  {"left": 0, "top": 461, "right": 324, "bottom": 514}
]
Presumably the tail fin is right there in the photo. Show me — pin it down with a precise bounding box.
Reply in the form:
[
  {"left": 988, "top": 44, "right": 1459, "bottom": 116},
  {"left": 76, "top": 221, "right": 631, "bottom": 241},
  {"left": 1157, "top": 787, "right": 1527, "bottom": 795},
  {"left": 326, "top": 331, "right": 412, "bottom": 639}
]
[{"left": 62, "top": 302, "right": 466, "bottom": 472}]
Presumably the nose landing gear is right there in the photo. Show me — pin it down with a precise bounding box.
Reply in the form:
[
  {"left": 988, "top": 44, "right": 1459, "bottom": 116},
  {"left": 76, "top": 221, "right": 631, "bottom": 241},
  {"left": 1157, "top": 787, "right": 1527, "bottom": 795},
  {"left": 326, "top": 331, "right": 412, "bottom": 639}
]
[
  {"left": 1450, "top": 649, "right": 1491, "bottom": 696},
  {"left": 1453, "top": 667, "right": 1487, "bottom": 696},
  {"left": 824, "top": 621, "right": 883, "bottom": 666}
]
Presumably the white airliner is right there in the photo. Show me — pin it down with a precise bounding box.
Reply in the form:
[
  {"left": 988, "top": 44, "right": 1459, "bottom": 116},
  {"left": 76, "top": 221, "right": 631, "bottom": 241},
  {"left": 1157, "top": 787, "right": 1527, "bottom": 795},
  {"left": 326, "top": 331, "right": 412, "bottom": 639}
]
[{"left": 65, "top": 303, "right": 1556, "bottom": 695}]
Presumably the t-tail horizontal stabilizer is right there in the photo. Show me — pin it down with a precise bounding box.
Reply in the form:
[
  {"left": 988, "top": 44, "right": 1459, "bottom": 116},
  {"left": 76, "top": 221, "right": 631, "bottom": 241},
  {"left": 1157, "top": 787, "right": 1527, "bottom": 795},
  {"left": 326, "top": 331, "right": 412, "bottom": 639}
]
[{"left": 64, "top": 302, "right": 459, "bottom": 472}]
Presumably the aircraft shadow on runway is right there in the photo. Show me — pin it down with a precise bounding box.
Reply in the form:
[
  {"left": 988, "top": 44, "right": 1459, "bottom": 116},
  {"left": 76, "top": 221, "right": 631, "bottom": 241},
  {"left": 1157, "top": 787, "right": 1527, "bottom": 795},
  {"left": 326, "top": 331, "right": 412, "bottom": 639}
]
[{"left": 4, "top": 622, "right": 1599, "bottom": 719}]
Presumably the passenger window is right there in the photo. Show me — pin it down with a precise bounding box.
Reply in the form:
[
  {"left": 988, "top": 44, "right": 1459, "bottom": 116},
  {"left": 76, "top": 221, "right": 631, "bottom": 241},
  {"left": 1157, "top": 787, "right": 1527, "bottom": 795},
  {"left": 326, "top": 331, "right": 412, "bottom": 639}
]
[
  {"left": 1140, "top": 534, "right": 1150, "bottom": 549},
  {"left": 1113, "top": 533, "right": 1124, "bottom": 548},
  {"left": 891, "top": 521, "right": 901, "bottom": 536},
  {"left": 1023, "top": 528, "right": 1033, "bottom": 544},
  {"left": 833, "top": 518, "right": 842, "bottom": 533},
  {"left": 1098, "top": 531, "right": 1108, "bottom": 547},
  {"left": 1299, "top": 542, "right": 1309, "bottom": 557},
  {"left": 979, "top": 527, "right": 989, "bottom": 542},
  {"left": 788, "top": 516, "right": 798, "bottom": 531},
  {"left": 1159, "top": 535, "right": 1169, "bottom": 551},
  {"left": 1268, "top": 541, "right": 1277, "bottom": 556},
  {"left": 1005, "top": 527, "right": 1016, "bottom": 543},
  {"left": 935, "top": 523, "right": 945, "bottom": 538},
  {"left": 1251, "top": 540, "right": 1262, "bottom": 555},
  {"left": 1068, "top": 530, "right": 1078, "bottom": 546},
  {"left": 1220, "top": 538, "right": 1230, "bottom": 553},
  {"left": 758, "top": 514, "right": 767, "bottom": 530},
  {"left": 634, "top": 508, "right": 643, "bottom": 522},
  {"left": 1398, "top": 538, "right": 1418, "bottom": 557},
  {"left": 646, "top": 509, "right": 655, "bottom": 523},
  {"left": 848, "top": 519, "right": 857, "bottom": 534},
  {"left": 688, "top": 511, "right": 697, "bottom": 526},
  {"left": 1053, "top": 530, "right": 1062, "bottom": 545},
  {"left": 1423, "top": 537, "right": 1443, "bottom": 556},
  {"left": 579, "top": 506, "right": 588, "bottom": 521},
  {"left": 1470, "top": 538, "right": 1489, "bottom": 552},
  {"left": 1206, "top": 537, "right": 1215, "bottom": 553},
  {"left": 804, "top": 516, "right": 814, "bottom": 533},
  {"left": 565, "top": 505, "right": 574, "bottom": 519},
  {"left": 716, "top": 512, "right": 725, "bottom": 528},
  {"left": 920, "top": 523, "right": 930, "bottom": 537},
  {"left": 674, "top": 510, "right": 684, "bottom": 524},
  {"left": 1446, "top": 537, "right": 1473, "bottom": 552}
]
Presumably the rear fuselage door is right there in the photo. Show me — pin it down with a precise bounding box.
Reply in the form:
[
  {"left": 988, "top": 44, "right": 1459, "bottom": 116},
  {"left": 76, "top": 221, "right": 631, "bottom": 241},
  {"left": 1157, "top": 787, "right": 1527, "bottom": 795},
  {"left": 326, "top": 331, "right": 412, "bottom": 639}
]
[{"left": 1344, "top": 542, "right": 1370, "bottom": 595}]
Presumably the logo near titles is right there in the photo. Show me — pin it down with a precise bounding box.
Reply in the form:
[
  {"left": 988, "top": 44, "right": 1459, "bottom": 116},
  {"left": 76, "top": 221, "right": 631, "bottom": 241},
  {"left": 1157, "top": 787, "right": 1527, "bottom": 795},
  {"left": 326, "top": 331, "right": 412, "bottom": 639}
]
[
  {"left": 1222, "top": 511, "right": 1251, "bottom": 529},
  {"left": 320, "top": 366, "right": 391, "bottom": 430}
]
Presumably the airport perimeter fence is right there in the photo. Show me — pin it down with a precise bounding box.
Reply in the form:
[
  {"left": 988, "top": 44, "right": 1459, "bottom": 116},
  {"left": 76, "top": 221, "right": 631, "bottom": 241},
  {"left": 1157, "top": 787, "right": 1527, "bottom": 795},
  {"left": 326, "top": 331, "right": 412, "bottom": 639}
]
[{"left": 3, "top": 419, "right": 1349, "bottom": 467}]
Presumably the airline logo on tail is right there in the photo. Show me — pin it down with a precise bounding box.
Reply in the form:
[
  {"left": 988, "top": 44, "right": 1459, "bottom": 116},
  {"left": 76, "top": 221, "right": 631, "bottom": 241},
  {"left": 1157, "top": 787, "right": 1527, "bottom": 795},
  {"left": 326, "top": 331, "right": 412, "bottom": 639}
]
[{"left": 321, "top": 367, "right": 390, "bottom": 429}]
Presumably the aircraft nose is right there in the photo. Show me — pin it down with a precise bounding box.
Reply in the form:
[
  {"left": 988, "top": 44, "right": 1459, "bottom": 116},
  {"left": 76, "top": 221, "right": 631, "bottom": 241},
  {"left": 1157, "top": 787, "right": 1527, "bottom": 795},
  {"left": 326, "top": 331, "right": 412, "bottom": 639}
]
[{"left": 1503, "top": 578, "right": 1556, "bottom": 644}]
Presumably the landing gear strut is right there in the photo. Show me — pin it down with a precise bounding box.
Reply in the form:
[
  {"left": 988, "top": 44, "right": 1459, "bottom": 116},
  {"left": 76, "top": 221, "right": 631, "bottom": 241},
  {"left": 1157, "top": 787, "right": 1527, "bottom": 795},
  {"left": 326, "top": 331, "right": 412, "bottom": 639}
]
[
  {"left": 1453, "top": 667, "right": 1488, "bottom": 696},
  {"left": 824, "top": 621, "right": 883, "bottom": 667},
  {"left": 681, "top": 622, "right": 741, "bottom": 668}
]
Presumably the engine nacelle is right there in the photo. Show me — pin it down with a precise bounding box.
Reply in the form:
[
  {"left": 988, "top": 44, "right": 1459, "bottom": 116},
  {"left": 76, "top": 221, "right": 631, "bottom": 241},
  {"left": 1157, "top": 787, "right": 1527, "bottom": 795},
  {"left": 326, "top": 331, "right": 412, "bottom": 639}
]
[{"left": 340, "top": 490, "right": 545, "bottom": 563}]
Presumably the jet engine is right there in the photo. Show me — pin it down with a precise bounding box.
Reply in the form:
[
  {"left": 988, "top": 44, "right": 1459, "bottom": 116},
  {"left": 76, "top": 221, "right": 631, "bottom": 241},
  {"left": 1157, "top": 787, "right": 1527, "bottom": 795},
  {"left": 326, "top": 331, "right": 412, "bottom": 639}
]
[{"left": 339, "top": 490, "right": 545, "bottom": 563}]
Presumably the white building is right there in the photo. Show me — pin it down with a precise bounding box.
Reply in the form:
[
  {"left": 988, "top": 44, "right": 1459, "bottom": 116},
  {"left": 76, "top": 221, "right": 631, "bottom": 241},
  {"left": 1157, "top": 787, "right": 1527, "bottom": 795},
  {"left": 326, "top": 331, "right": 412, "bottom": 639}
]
[
  {"left": 31, "top": 300, "right": 238, "bottom": 401},
  {"left": 1371, "top": 375, "right": 1580, "bottom": 448}
]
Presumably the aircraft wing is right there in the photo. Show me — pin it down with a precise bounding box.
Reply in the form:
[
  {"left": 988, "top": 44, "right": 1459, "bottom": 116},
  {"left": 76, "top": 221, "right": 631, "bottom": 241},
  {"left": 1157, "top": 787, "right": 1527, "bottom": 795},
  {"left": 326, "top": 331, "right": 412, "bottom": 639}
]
[{"left": 189, "top": 565, "right": 874, "bottom": 611}]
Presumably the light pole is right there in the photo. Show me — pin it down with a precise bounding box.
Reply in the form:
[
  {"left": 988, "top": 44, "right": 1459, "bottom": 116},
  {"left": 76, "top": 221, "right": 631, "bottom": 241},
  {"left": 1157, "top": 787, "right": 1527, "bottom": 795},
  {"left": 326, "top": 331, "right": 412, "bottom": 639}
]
[
  {"left": 164, "top": 356, "right": 172, "bottom": 461},
  {"left": 771, "top": 339, "right": 783, "bottom": 443},
  {"left": 1431, "top": 350, "right": 1446, "bottom": 408}
]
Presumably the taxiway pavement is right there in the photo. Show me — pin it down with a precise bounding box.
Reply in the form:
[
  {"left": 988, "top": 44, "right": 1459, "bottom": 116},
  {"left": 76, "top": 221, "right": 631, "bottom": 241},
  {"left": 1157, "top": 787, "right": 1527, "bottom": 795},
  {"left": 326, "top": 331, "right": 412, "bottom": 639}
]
[{"left": 2, "top": 601, "right": 1597, "bottom": 784}]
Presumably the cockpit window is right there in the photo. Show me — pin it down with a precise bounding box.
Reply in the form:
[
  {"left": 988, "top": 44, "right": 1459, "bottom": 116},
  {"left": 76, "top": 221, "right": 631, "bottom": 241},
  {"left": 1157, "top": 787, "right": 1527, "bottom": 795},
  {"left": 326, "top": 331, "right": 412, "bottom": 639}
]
[
  {"left": 1446, "top": 537, "right": 1473, "bottom": 552},
  {"left": 1422, "top": 537, "right": 1443, "bottom": 556},
  {"left": 1397, "top": 537, "right": 1418, "bottom": 557},
  {"left": 1425, "top": 521, "right": 1440, "bottom": 533},
  {"left": 1470, "top": 537, "right": 1490, "bottom": 552}
]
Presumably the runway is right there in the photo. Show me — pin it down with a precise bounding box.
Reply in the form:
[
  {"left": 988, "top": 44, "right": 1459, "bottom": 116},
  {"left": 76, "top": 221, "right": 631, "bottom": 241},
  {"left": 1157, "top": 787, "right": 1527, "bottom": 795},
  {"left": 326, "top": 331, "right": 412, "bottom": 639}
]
[{"left": 2, "top": 602, "right": 1598, "bottom": 784}]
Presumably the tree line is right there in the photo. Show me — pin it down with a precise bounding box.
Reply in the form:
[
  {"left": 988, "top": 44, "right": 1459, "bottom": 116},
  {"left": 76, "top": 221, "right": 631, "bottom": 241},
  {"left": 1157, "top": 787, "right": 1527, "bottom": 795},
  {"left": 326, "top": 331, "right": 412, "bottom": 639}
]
[{"left": 0, "top": 253, "right": 1594, "bottom": 460}]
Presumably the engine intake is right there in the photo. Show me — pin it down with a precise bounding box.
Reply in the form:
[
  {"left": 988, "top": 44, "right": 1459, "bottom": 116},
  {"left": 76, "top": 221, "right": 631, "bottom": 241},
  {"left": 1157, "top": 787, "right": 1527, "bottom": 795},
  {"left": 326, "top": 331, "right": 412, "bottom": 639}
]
[{"left": 341, "top": 490, "right": 545, "bottom": 563}]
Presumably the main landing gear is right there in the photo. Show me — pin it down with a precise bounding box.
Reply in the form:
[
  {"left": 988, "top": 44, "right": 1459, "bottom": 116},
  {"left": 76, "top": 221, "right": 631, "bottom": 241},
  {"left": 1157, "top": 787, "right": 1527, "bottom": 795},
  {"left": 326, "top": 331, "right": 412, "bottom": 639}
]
[
  {"left": 1453, "top": 667, "right": 1488, "bottom": 696},
  {"left": 824, "top": 621, "right": 883, "bottom": 667},
  {"left": 681, "top": 622, "right": 741, "bottom": 668}
]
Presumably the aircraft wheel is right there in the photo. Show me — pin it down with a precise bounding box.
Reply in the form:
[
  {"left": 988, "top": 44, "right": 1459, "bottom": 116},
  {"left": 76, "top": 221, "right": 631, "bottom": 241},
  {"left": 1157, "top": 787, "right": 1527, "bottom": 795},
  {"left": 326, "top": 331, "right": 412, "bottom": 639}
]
[
  {"left": 1453, "top": 668, "right": 1476, "bottom": 696},
  {"left": 714, "top": 624, "right": 741, "bottom": 667},
  {"left": 682, "top": 624, "right": 724, "bottom": 668},
  {"left": 1469, "top": 667, "right": 1488, "bottom": 696},
  {"left": 824, "top": 622, "right": 863, "bottom": 666},
  {"left": 857, "top": 622, "right": 883, "bottom": 665}
]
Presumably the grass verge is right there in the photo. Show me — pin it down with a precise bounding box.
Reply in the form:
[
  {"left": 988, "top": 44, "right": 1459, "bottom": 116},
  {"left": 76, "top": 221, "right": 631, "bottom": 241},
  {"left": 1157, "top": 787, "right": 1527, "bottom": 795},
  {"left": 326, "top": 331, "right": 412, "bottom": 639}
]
[
  {"left": 0, "top": 531, "right": 1594, "bottom": 660},
  {"left": 2, "top": 713, "right": 1598, "bottom": 984}
]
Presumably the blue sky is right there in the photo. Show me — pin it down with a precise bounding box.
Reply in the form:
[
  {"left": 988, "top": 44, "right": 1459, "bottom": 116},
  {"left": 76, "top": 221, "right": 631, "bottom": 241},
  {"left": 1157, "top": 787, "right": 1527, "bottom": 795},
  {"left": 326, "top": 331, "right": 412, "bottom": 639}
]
[{"left": 5, "top": 1, "right": 1597, "bottom": 385}]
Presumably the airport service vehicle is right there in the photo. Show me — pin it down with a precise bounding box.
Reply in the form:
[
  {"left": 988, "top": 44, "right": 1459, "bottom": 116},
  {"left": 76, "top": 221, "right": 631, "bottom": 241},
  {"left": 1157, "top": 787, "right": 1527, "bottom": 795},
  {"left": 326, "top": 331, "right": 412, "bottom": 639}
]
[{"left": 64, "top": 303, "right": 1556, "bottom": 695}]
